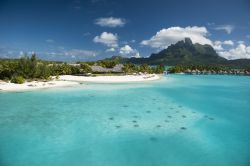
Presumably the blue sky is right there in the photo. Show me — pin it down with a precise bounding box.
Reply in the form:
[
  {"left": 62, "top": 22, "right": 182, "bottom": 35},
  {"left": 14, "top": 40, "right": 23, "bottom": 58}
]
[{"left": 0, "top": 0, "right": 250, "bottom": 61}]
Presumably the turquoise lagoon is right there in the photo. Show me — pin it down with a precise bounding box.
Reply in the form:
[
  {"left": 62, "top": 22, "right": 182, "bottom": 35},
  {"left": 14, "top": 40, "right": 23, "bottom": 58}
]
[{"left": 0, "top": 75, "right": 250, "bottom": 166}]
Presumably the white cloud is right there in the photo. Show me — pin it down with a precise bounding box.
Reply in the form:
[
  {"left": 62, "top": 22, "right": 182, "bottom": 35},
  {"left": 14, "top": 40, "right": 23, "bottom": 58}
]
[
  {"left": 0, "top": 46, "right": 99, "bottom": 61},
  {"left": 247, "top": 35, "right": 250, "bottom": 38},
  {"left": 141, "top": 26, "right": 212, "bottom": 49},
  {"left": 93, "top": 32, "right": 118, "bottom": 48},
  {"left": 44, "top": 49, "right": 99, "bottom": 61},
  {"left": 46, "top": 49, "right": 97, "bottom": 58},
  {"left": 140, "top": 26, "right": 250, "bottom": 60},
  {"left": 213, "top": 41, "right": 224, "bottom": 51},
  {"left": 133, "top": 52, "right": 140, "bottom": 58},
  {"left": 119, "top": 45, "right": 140, "bottom": 58},
  {"left": 213, "top": 40, "right": 234, "bottom": 51},
  {"left": 106, "top": 48, "right": 116, "bottom": 52},
  {"left": 223, "top": 40, "right": 234, "bottom": 45},
  {"left": 214, "top": 25, "right": 234, "bottom": 34},
  {"left": 120, "top": 45, "right": 134, "bottom": 54},
  {"left": 95, "top": 17, "right": 126, "bottom": 28},
  {"left": 64, "top": 49, "right": 97, "bottom": 57},
  {"left": 217, "top": 44, "right": 250, "bottom": 60}
]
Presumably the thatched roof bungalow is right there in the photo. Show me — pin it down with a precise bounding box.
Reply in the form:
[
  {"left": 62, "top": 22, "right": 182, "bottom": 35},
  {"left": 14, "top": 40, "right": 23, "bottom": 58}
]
[{"left": 91, "top": 64, "right": 124, "bottom": 73}]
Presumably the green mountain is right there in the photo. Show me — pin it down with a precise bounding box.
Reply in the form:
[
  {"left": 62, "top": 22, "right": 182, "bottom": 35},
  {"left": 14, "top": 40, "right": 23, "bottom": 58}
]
[
  {"left": 129, "top": 38, "right": 227, "bottom": 65},
  {"left": 107, "top": 38, "right": 250, "bottom": 68}
]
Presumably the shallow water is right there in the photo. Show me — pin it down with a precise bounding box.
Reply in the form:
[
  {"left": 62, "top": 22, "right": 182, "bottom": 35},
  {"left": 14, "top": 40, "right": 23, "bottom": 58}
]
[{"left": 0, "top": 75, "right": 250, "bottom": 166}]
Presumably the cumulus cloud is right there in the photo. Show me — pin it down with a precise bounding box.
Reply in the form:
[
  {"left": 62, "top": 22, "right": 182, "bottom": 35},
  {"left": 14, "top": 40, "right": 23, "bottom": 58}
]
[
  {"left": 93, "top": 32, "right": 118, "bottom": 47},
  {"left": 133, "top": 52, "right": 140, "bottom": 58},
  {"left": 213, "top": 41, "right": 224, "bottom": 51},
  {"left": 223, "top": 40, "right": 234, "bottom": 45},
  {"left": 119, "top": 45, "right": 134, "bottom": 54},
  {"left": 106, "top": 48, "right": 116, "bottom": 52},
  {"left": 217, "top": 44, "right": 250, "bottom": 60},
  {"left": 95, "top": 17, "right": 126, "bottom": 28},
  {"left": 141, "top": 26, "right": 212, "bottom": 49},
  {"left": 214, "top": 25, "right": 234, "bottom": 34},
  {"left": 119, "top": 45, "right": 140, "bottom": 58},
  {"left": 213, "top": 40, "right": 234, "bottom": 51}
]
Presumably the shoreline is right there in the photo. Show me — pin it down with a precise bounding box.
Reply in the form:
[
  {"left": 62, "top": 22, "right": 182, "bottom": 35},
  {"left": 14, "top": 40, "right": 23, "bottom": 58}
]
[
  {"left": 0, "top": 80, "right": 79, "bottom": 92},
  {"left": 0, "top": 74, "right": 161, "bottom": 92},
  {"left": 59, "top": 74, "right": 160, "bottom": 83}
]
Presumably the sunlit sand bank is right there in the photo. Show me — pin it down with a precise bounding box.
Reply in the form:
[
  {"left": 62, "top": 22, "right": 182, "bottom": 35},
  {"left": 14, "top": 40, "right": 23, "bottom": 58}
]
[{"left": 0, "top": 74, "right": 161, "bottom": 92}]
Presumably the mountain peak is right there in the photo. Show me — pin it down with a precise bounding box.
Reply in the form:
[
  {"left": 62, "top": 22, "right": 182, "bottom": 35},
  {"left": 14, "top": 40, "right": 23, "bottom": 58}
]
[
  {"left": 184, "top": 37, "right": 193, "bottom": 45},
  {"left": 106, "top": 39, "right": 250, "bottom": 67},
  {"left": 143, "top": 38, "right": 226, "bottom": 65}
]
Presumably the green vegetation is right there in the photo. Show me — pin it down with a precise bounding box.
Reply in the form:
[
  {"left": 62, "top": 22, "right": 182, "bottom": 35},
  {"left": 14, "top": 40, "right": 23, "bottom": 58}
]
[
  {"left": 96, "top": 59, "right": 119, "bottom": 68},
  {"left": 10, "top": 76, "right": 25, "bottom": 84},
  {"left": 168, "top": 64, "right": 250, "bottom": 75},
  {"left": 153, "top": 65, "right": 165, "bottom": 74},
  {"left": 0, "top": 55, "right": 165, "bottom": 84},
  {"left": 79, "top": 63, "right": 92, "bottom": 73},
  {"left": 0, "top": 54, "right": 80, "bottom": 81},
  {"left": 0, "top": 55, "right": 54, "bottom": 81},
  {"left": 49, "top": 63, "right": 78, "bottom": 75},
  {"left": 139, "top": 64, "right": 152, "bottom": 73},
  {"left": 128, "top": 38, "right": 227, "bottom": 65},
  {"left": 122, "top": 63, "right": 138, "bottom": 74},
  {"left": 106, "top": 38, "right": 250, "bottom": 68},
  {"left": 122, "top": 63, "right": 164, "bottom": 74}
]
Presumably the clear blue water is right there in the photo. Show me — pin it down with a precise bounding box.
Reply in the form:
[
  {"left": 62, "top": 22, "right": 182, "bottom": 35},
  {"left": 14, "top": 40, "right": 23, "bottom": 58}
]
[{"left": 0, "top": 75, "right": 250, "bottom": 166}]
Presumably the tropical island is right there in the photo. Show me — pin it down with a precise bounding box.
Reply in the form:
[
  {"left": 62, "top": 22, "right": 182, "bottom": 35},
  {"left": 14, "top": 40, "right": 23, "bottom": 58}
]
[
  {"left": 0, "top": 54, "right": 164, "bottom": 91},
  {"left": 107, "top": 38, "right": 250, "bottom": 75},
  {"left": 1, "top": 1, "right": 250, "bottom": 166},
  {"left": 1, "top": 38, "right": 250, "bottom": 91}
]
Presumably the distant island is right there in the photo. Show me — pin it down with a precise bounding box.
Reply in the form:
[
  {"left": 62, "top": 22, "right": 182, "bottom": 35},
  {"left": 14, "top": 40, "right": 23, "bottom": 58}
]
[
  {"left": 110, "top": 38, "right": 250, "bottom": 67},
  {"left": 1, "top": 38, "right": 250, "bottom": 90},
  {"left": 106, "top": 38, "right": 250, "bottom": 75}
]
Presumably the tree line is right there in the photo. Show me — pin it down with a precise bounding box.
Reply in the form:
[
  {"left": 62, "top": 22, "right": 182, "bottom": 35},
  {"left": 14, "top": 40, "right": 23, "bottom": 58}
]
[
  {"left": 0, "top": 54, "right": 165, "bottom": 84},
  {"left": 168, "top": 64, "right": 250, "bottom": 74},
  {"left": 122, "top": 63, "right": 165, "bottom": 74},
  {"left": 0, "top": 54, "right": 90, "bottom": 83}
]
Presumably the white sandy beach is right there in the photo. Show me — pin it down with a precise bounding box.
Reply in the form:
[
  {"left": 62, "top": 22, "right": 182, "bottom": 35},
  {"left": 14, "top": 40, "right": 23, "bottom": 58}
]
[
  {"left": 0, "top": 80, "right": 79, "bottom": 92},
  {"left": 59, "top": 74, "right": 160, "bottom": 83},
  {"left": 0, "top": 74, "right": 161, "bottom": 92}
]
